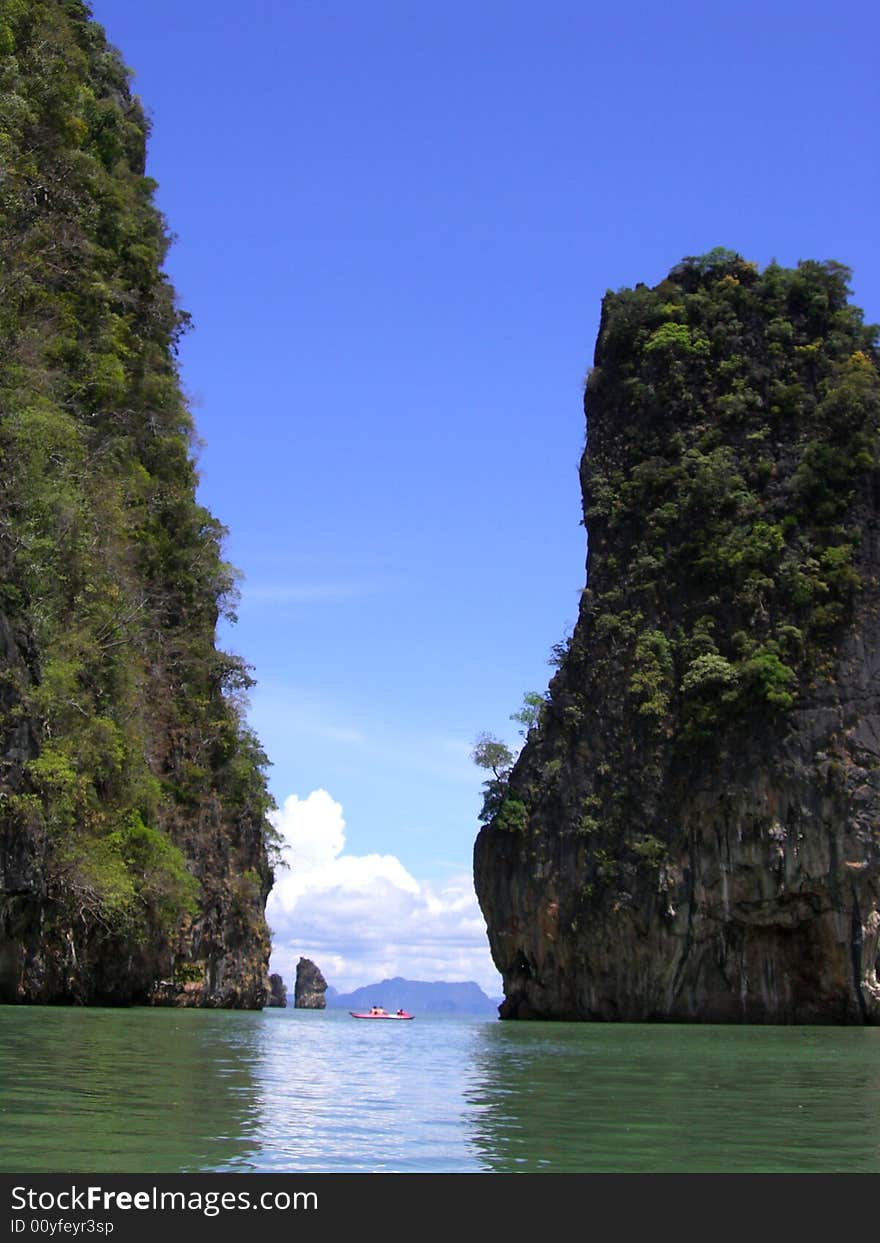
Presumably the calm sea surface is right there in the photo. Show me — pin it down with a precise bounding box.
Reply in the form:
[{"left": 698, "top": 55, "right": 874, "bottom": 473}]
[{"left": 1, "top": 1006, "right": 879, "bottom": 1173}]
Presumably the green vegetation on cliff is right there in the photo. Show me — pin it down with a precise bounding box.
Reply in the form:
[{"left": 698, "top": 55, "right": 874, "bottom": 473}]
[
  {"left": 580, "top": 249, "right": 879, "bottom": 738},
  {"left": 485, "top": 250, "right": 880, "bottom": 831},
  {"left": 0, "top": 0, "right": 275, "bottom": 1004},
  {"left": 475, "top": 250, "right": 880, "bottom": 1023}
]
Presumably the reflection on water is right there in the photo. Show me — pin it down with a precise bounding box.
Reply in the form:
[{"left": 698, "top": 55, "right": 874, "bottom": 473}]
[
  {"left": 0, "top": 1007, "right": 263, "bottom": 1172},
  {"left": 2, "top": 1006, "right": 880, "bottom": 1172},
  {"left": 468, "top": 1021, "right": 880, "bottom": 1172},
  {"left": 237, "top": 1009, "right": 486, "bottom": 1171}
]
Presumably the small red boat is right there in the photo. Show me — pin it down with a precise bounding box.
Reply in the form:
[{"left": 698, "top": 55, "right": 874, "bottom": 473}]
[{"left": 349, "top": 1009, "right": 413, "bottom": 1020}]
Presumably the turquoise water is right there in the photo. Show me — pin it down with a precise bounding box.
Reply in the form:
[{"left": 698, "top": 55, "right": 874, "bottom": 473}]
[{"left": 1, "top": 1006, "right": 879, "bottom": 1172}]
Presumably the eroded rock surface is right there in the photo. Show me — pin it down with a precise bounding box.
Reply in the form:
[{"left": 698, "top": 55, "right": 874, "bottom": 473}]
[
  {"left": 294, "top": 958, "right": 327, "bottom": 1009},
  {"left": 475, "top": 252, "right": 880, "bottom": 1023}
]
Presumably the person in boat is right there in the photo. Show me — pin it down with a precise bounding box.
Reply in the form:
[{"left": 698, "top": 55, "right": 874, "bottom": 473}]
[{"left": 396, "top": 1009, "right": 406, "bottom": 1016}]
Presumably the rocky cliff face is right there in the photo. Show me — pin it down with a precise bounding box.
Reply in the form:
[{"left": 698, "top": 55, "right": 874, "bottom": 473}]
[
  {"left": 294, "top": 958, "right": 327, "bottom": 1009},
  {"left": 267, "top": 973, "right": 288, "bottom": 1008},
  {"left": 475, "top": 251, "right": 880, "bottom": 1023},
  {"left": 0, "top": 2, "right": 273, "bottom": 1007}
]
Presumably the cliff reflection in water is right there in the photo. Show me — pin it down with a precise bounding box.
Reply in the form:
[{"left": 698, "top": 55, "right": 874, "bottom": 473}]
[
  {"left": 0, "top": 1007, "right": 263, "bottom": 1172},
  {"left": 466, "top": 1020, "right": 880, "bottom": 1172},
  {"left": 4, "top": 1009, "right": 880, "bottom": 1172}
]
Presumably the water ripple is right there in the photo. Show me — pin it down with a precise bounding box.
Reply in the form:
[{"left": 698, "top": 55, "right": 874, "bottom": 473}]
[{"left": 1, "top": 1007, "right": 879, "bottom": 1172}]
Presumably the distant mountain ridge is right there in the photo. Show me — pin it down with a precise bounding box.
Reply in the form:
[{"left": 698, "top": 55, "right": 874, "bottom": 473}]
[{"left": 325, "top": 977, "right": 499, "bottom": 1015}]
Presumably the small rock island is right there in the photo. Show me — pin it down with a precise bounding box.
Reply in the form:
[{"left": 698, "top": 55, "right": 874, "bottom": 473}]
[
  {"left": 267, "top": 974, "right": 288, "bottom": 1008},
  {"left": 294, "top": 958, "right": 327, "bottom": 1009},
  {"left": 475, "top": 251, "right": 880, "bottom": 1024}
]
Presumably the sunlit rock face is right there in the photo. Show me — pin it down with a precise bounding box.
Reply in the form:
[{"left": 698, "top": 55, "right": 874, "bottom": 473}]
[{"left": 475, "top": 252, "right": 880, "bottom": 1023}]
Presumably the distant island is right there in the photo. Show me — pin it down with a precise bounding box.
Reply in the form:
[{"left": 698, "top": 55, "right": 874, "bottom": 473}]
[{"left": 325, "top": 977, "right": 500, "bottom": 1016}]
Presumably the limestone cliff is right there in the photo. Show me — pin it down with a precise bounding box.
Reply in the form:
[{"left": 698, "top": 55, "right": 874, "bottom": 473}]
[
  {"left": 0, "top": 2, "right": 273, "bottom": 1006},
  {"left": 294, "top": 958, "right": 327, "bottom": 1009},
  {"left": 475, "top": 250, "right": 880, "bottom": 1023},
  {"left": 267, "top": 974, "right": 288, "bottom": 1008}
]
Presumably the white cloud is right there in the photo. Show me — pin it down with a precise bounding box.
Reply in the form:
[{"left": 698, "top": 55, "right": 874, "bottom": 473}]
[{"left": 266, "top": 790, "right": 502, "bottom": 997}]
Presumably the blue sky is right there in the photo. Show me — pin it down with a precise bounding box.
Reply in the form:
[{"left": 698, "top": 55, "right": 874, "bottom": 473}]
[{"left": 89, "top": 0, "right": 878, "bottom": 993}]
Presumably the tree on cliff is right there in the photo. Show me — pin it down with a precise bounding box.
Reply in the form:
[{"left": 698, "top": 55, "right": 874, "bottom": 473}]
[{"left": 472, "top": 733, "right": 515, "bottom": 779}]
